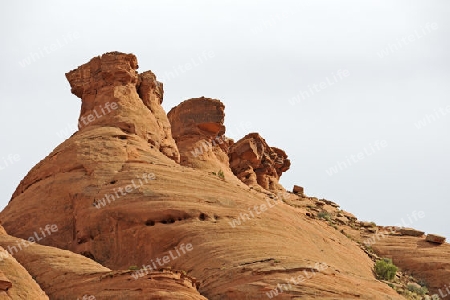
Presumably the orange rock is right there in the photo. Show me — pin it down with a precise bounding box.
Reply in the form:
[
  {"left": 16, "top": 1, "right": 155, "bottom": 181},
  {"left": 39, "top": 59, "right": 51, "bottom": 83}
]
[
  {"left": 167, "top": 97, "right": 232, "bottom": 174},
  {"left": 137, "top": 71, "right": 180, "bottom": 162},
  {"left": 426, "top": 234, "right": 446, "bottom": 244},
  {"left": 399, "top": 228, "right": 425, "bottom": 237},
  {"left": 65, "top": 51, "right": 180, "bottom": 163},
  {"left": 341, "top": 210, "right": 357, "bottom": 221},
  {"left": 372, "top": 235, "right": 450, "bottom": 295},
  {"left": 0, "top": 271, "right": 12, "bottom": 291},
  {"left": 293, "top": 185, "right": 304, "bottom": 195},
  {"left": 0, "top": 52, "right": 412, "bottom": 299},
  {"left": 0, "top": 246, "right": 48, "bottom": 298},
  {"left": 229, "top": 133, "right": 290, "bottom": 191},
  {"left": 0, "top": 226, "right": 206, "bottom": 299}
]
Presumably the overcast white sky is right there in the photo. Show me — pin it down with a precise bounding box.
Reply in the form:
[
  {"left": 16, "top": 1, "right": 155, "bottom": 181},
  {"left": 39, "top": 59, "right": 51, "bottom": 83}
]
[{"left": 1, "top": 0, "right": 449, "bottom": 238}]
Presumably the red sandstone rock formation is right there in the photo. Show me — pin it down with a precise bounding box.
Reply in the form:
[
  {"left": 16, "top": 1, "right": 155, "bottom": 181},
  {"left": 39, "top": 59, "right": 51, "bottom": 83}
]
[
  {"left": 1, "top": 51, "right": 444, "bottom": 299},
  {"left": 229, "top": 133, "right": 291, "bottom": 191},
  {"left": 65, "top": 51, "right": 180, "bottom": 163},
  {"left": 0, "top": 246, "right": 48, "bottom": 299},
  {"left": 0, "top": 226, "right": 206, "bottom": 299},
  {"left": 167, "top": 97, "right": 234, "bottom": 175}
]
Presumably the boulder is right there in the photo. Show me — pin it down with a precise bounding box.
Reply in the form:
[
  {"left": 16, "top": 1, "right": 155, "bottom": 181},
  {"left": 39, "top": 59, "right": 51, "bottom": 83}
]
[
  {"left": 342, "top": 211, "right": 357, "bottom": 221},
  {"left": 293, "top": 185, "right": 304, "bottom": 195},
  {"left": 319, "top": 199, "right": 340, "bottom": 208},
  {"left": 399, "top": 228, "right": 425, "bottom": 237},
  {"left": 360, "top": 221, "right": 376, "bottom": 228},
  {"left": 426, "top": 234, "right": 446, "bottom": 244},
  {"left": 336, "top": 216, "right": 349, "bottom": 225}
]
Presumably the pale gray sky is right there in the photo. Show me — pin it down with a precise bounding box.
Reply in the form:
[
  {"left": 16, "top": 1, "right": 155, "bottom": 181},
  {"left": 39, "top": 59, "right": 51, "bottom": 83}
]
[{"left": 1, "top": 0, "right": 449, "bottom": 238}]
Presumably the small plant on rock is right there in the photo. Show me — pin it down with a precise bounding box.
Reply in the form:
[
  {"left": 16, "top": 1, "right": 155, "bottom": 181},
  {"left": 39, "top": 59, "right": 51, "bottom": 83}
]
[
  {"left": 374, "top": 258, "right": 398, "bottom": 281},
  {"left": 407, "top": 283, "right": 428, "bottom": 296},
  {"left": 318, "top": 211, "right": 332, "bottom": 222},
  {"left": 217, "top": 169, "right": 225, "bottom": 180}
]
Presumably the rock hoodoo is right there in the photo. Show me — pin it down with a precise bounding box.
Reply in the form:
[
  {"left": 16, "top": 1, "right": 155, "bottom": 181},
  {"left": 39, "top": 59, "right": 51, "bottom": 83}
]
[
  {"left": 229, "top": 133, "right": 291, "bottom": 191},
  {"left": 65, "top": 51, "right": 180, "bottom": 163},
  {"left": 168, "top": 97, "right": 233, "bottom": 173}
]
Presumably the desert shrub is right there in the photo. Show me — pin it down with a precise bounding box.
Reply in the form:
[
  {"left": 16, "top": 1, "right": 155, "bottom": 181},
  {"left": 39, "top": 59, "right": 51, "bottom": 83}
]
[
  {"left": 129, "top": 265, "right": 140, "bottom": 270},
  {"left": 417, "top": 279, "right": 428, "bottom": 287},
  {"left": 318, "top": 211, "right": 331, "bottom": 221},
  {"left": 407, "top": 283, "right": 428, "bottom": 295},
  {"left": 217, "top": 169, "right": 225, "bottom": 180},
  {"left": 374, "top": 258, "right": 397, "bottom": 281}
]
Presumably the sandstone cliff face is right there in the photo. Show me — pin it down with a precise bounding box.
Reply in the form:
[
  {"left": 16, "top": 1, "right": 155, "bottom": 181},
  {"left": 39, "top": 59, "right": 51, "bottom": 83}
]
[
  {"left": 229, "top": 133, "right": 291, "bottom": 191},
  {"left": 0, "top": 52, "right": 424, "bottom": 299}
]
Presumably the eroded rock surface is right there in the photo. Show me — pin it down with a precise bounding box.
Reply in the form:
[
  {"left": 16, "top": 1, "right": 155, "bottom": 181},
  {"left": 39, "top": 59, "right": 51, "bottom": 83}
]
[
  {"left": 168, "top": 97, "right": 234, "bottom": 175},
  {"left": 372, "top": 235, "right": 450, "bottom": 295},
  {"left": 0, "top": 226, "right": 206, "bottom": 299},
  {"left": 229, "top": 133, "right": 291, "bottom": 191},
  {"left": 0, "top": 52, "right": 418, "bottom": 299},
  {"left": 0, "top": 245, "right": 48, "bottom": 299},
  {"left": 65, "top": 51, "right": 180, "bottom": 163}
]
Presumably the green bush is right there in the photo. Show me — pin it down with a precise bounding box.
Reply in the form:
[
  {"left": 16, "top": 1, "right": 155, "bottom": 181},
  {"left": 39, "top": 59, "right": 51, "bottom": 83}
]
[
  {"left": 217, "top": 170, "right": 225, "bottom": 180},
  {"left": 407, "top": 283, "right": 428, "bottom": 296},
  {"left": 374, "top": 258, "right": 398, "bottom": 281},
  {"left": 318, "top": 211, "right": 331, "bottom": 221}
]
